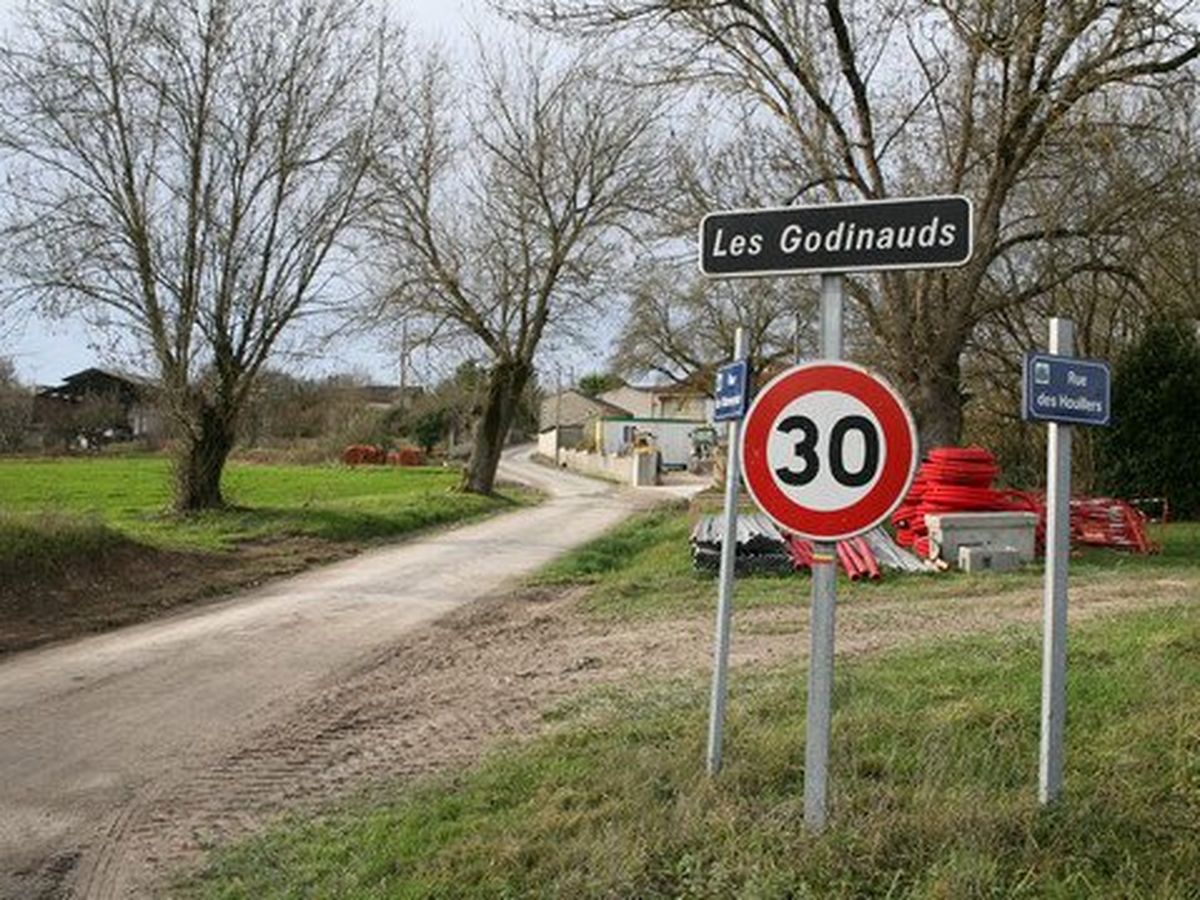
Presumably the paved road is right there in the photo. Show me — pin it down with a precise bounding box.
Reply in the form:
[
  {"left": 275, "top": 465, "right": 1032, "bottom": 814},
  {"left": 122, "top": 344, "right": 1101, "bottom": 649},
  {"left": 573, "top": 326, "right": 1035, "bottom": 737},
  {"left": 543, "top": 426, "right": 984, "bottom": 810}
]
[{"left": 0, "top": 449, "right": 691, "bottom": 898}]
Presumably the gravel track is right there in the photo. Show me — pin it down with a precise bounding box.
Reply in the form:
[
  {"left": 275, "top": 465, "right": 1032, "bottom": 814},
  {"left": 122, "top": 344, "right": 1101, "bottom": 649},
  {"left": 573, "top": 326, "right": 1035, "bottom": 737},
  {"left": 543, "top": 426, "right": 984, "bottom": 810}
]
[{"left": 0, "top": 449, "right": 688, "bottom": 899}]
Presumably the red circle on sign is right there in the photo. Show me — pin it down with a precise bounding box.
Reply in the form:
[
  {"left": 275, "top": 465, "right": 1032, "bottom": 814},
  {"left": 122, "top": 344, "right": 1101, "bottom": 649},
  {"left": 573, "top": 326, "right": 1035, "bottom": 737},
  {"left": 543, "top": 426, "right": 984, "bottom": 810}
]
[{"left": 740, "top": 361, "right": 917, "bottom": 541}]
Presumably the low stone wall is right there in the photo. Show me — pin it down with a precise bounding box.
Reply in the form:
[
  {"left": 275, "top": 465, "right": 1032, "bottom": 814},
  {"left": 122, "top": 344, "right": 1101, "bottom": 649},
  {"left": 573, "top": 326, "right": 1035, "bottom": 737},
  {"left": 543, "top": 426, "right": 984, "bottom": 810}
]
[{"left": 557, "top": 448, "right": 633, "bottom": 484}]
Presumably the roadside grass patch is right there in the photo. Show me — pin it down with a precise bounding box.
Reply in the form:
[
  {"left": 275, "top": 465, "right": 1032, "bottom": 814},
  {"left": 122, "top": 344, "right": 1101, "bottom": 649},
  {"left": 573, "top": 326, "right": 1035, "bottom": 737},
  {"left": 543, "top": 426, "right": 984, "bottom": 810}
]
[
  {"left": 0, "top": 511, "right": 131, "bottom": 583},
  {"left": 539, "top": 508, "right": 1198, "bottom": 620},
  {"left": 0, "top": 456, "right": 536, "bottom": 652},
  {"left": 535, "top": 504, "right": 689, "bottom": 584},
  {"left": 184, "top": 604, "right": 1200, "bottom": 899}
]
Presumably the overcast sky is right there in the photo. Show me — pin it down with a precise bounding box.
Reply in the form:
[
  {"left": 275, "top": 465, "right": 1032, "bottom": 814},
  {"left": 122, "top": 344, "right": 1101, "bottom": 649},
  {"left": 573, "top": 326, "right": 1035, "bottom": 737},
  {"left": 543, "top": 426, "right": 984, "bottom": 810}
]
[{"left": 0, "top": 0, "right": 587, "bottom": 387}]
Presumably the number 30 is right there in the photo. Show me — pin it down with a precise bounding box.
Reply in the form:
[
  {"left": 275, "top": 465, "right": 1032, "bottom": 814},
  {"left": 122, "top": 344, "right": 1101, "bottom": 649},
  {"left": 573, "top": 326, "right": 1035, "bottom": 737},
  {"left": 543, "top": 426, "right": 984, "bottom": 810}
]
[{"left": 775, "top": 415, "right": 880, "bottom": 488}]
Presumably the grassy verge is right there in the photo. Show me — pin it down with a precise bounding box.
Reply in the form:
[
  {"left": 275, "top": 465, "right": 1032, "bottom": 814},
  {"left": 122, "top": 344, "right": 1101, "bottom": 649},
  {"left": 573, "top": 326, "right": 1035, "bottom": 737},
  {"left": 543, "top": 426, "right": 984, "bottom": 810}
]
[
  {"left": 0, "top": 456, "right": 536, "bottom": 653},
  {"left": 535, "top": 509, "right": 1199, "bottom": 620},
  {"left": 183, "top": 600, "right": 1200, "bottom": 899}
]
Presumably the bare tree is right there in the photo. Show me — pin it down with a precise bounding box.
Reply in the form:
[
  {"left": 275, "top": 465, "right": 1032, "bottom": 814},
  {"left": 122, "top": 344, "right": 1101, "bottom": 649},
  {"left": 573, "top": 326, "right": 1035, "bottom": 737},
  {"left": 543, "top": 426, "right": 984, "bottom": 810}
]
[
  {"left": 510, "top": 0, "right": 1199, "bottom": 447},
  {"left": 612, "top": 134, "right": 819, "bottom": 386},
  {"left": 614, "top": 263, "right": 812, "bottom": 387},
  {"left": 0, "top": 357, "right": 32, "bottom": 453},
  {"left": 0, "top": 0, "right": 401, "bottom": 509},
  {"left": 370, "top": 44, "right": 664, "bottom": 494},
  {"left": 964, "top": 102, "right": 1199, "bottom": 486}
]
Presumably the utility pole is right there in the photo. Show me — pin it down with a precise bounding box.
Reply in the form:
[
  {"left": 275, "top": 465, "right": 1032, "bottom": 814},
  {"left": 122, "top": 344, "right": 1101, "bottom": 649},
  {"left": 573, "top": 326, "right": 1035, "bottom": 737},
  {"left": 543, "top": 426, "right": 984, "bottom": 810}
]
[
  {"left": 555, "top": 363, "right": 563, "bottom": 466},
  {"left": 398, "top": 319, "right": 409, "bottom": 411}
]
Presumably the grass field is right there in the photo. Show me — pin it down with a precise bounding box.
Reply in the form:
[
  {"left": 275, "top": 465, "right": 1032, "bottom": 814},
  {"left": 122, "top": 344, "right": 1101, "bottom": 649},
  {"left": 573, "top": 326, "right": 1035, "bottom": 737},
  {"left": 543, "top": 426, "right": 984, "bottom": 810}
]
[
  {"left": 0, "top": 455, "right": 532, "bottom": 652},
  {"left": 535, "top": 508, "right": 1199, "bottom": 620},
  {"left": 0, "top": 456, "right": 521, "bottom": 552},
  {"left": 184, "top": 605, "right": 1200, "bottom": 899}
]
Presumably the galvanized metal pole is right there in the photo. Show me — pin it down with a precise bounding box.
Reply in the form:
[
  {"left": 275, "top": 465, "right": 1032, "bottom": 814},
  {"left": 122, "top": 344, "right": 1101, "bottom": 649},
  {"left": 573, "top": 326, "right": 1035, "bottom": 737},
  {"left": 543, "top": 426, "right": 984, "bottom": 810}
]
[
  {"left": 707, "top": 327, "right": 749, "bottom": 776},
  {"left": 1039, "top": 317, "right": 1074, "bottom": 805},
  {"left": 804, "top": 274, "right": 843, "bottom": 830},
  {"left": 555, "top": 364, "right": 563, "bottom": 466}
]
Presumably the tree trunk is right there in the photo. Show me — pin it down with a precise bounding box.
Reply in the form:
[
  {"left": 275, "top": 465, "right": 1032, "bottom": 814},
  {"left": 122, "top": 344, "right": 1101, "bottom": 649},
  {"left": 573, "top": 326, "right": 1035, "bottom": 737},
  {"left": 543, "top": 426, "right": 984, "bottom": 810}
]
[
  {"left": 174, "top": 403, "right": 236, "bottom": 512},
  {"left": 462, "top": 359, "right": 532, "bottom": 495},
  {"left": 909, "top": 353, "right": 966, "bottom": 453}
]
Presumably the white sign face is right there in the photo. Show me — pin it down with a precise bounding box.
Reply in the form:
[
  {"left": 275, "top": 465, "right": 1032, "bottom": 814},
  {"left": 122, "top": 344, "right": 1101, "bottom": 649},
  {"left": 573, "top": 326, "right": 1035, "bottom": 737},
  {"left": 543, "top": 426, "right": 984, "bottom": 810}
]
[{"left": 763, "top": 390, "right": 887, "bottom": 513}]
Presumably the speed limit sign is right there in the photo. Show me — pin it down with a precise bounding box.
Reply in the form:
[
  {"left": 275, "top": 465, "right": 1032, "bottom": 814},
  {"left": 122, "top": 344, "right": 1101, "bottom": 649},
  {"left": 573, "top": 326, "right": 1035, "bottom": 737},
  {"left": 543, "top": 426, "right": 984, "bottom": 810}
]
[{"left": 741, "top": 361, "right": 918, "bottom": 541}]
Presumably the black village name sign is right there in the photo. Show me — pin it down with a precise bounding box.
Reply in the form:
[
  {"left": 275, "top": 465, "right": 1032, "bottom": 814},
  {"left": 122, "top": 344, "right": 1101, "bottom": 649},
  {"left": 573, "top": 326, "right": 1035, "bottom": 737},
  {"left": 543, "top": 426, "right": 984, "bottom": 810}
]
[{"left": 699, "top": 195, "right": 973, "bottom": 277}]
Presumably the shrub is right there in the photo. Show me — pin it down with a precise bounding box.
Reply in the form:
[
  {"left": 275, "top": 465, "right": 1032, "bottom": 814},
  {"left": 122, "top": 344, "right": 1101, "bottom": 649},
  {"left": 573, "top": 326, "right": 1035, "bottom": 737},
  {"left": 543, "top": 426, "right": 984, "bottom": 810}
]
[{"left": 1098, "top": 320, "right": 1200, "bottom": 518}]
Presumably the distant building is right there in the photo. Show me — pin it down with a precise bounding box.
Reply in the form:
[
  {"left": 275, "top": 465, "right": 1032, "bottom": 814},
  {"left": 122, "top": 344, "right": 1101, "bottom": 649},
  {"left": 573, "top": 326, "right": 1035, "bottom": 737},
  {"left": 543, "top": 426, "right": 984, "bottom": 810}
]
[
  {"left": 599, "top": 383, "right": 714, "bottom": 422},
  {"left": 34, "top": 368, "right": 161, "bottom": 441},
  {"left": 538, "top": 389, "right": 631, "bottom": 452},
  {"left": 353, "top": 384, "right": 425, "bottom": 410}
]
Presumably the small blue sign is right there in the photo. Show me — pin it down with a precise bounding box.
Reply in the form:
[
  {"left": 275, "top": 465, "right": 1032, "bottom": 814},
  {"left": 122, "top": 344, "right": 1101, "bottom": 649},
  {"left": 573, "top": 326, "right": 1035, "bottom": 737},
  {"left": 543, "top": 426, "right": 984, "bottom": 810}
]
[
  {"left": 1022, "top": 353, "right": 1111, "bottom": 427},
  {"left": 714, "top": 359, "right": 750, "bottom": 422}
]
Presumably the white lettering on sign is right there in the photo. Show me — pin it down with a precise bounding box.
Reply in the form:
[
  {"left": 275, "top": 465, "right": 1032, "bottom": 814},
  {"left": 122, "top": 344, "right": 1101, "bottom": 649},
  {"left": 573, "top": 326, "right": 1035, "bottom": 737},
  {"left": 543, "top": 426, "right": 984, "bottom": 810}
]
[
  {"left": 1037, "top": 392, "right": 1057, "bottom": 408},
  {"left": 1067, "top": 370, "right": 1087, "bottom": 387},
  {"left": 777, "top": 218, "right": 958, "bottom": 256},
  {"left": 1058, "top": 395, "right": 1102, "bottom": 413},
  {"left": 711, "top": 228, "right": 763, "bottom": 258}
]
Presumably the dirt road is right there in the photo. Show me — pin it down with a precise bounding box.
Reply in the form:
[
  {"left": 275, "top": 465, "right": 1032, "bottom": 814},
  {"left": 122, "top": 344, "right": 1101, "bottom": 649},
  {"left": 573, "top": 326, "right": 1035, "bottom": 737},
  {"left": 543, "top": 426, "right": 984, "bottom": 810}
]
[{"left": 0, "top": 449, "right": 687, "bottom": 899}]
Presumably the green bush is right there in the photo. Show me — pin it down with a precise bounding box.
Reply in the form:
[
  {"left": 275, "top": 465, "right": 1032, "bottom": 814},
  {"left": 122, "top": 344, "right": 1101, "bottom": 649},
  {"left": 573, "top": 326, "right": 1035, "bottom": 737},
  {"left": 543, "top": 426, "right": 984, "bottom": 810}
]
[{"left": 1099, "top": 320, "right": 1200, "bottom": 518}]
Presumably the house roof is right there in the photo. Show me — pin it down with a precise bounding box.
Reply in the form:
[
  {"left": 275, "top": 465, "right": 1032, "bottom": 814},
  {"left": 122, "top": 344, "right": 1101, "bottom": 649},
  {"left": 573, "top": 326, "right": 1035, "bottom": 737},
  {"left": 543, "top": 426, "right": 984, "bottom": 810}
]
[
  {"left": 61, "top": 367, "right": 155, "bottom": 387},
  {"left": 39, "top": 367, "right": 156, "bottom": 401},
  {"left": 548, "top": 389, "right": 631, "bottom": 417}
]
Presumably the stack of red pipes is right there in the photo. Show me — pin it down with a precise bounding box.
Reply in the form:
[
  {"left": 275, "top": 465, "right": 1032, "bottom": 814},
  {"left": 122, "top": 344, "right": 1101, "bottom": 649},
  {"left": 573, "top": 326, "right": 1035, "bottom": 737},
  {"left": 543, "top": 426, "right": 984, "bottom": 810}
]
[
  {"left": 786, "top": 535, "right": 882, "bottom": 581},
  {"left": 892, "top": 446, "right": 1040, "bottom": 558},
  {"left": 1071, "top": 498, "right": 1158, "bottom": 554}
]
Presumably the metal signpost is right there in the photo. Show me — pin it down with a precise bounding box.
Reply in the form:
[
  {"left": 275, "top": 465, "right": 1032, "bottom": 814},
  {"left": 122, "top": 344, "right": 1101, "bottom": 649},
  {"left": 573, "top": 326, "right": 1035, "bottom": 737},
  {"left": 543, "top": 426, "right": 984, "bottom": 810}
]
[
  {"left": 706, "top": 330, "right": 751, "bottom": 775},
  {"left": 740, "top": 357, "right": 918, "bottom": 827},
  {"left": 1021, "top": 320, "right": 1112, "bottom": 804},
  {"left": 698, "top": 194, "right": 972, "bottom": 829}
]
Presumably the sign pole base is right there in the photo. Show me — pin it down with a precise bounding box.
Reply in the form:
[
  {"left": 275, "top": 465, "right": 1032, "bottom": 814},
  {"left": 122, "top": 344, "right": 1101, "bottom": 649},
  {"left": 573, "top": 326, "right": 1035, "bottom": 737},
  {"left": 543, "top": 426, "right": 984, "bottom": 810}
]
[{"left": 804, "top": 543, "right": 837, "bottom": 830}]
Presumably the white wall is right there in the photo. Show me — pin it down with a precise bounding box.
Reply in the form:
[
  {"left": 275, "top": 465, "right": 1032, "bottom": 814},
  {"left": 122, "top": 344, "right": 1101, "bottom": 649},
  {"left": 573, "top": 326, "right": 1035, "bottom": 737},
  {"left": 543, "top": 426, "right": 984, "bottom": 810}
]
[
  {"left": 537, "top": 428, "right": 558, "bottom": 458},
  {"left": 597, "top": 418, "right": 705, "bottom": 467},
  {"left": 556, "top": 448, "right": 633, "bottom": 483},
  {"left": 654, "top": 393, "right": 713, "bottom": 421}
]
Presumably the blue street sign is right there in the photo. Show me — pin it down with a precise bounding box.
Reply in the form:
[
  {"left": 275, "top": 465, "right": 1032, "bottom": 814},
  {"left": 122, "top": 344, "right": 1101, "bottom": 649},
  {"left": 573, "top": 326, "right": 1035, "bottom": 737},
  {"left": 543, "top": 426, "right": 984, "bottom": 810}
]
[
  {"left": 1022, "top": 353, "right": 1111, "bottom": 427},
  {"left": 714, "top": 359, "right": 750, "bottom": 422}
]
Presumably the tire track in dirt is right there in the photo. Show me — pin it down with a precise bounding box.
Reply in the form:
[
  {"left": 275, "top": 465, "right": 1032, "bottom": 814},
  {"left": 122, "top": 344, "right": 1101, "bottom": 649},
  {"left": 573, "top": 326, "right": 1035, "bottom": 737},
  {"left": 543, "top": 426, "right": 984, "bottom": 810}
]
[{"left": 98, "top": 573, "right": 1196, "bottom": 897}]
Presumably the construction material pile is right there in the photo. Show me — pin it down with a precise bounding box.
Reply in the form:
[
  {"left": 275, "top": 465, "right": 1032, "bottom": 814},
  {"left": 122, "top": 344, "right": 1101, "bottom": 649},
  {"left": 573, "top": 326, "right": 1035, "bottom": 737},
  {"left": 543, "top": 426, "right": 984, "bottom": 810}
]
[
  {"left": 787, "top": 536, "right": 875, "bottom": 580},
  {"left": 787, "top": 528, "right": 931, "bottom": 580},
  {"left": 789, "top": 535, "right": 882, "bottom": 580},
  {"left": 691, "top": 515, "right": 926, "bottom": 578},
  {"left": 1071, "top": 498, "right": 1159, "bottom": 554},
  {"left": 342, "top": 444, "right": 425, "bottom": 466},
  {"left": 691, "top": 514, "right": 794, "bottom": 575},
  {"left": 892, "top": 446, "right": 1041, "bottom": 557}
]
